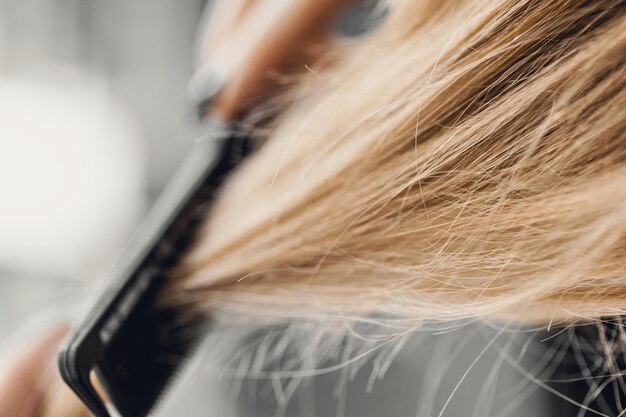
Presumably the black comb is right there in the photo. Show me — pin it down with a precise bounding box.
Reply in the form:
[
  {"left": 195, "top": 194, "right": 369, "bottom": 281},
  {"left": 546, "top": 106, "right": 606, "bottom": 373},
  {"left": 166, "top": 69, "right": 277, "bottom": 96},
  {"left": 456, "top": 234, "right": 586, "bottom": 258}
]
[{"left": 57, "top": 116, "right": 252, "bottom": 417}]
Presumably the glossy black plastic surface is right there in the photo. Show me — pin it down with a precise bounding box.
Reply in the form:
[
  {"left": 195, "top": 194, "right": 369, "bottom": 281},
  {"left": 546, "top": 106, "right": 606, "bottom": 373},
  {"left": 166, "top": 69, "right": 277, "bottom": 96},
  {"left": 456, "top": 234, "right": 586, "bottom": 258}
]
[{"left": 58, "top": 121, "right": 251, "bottom": 417}]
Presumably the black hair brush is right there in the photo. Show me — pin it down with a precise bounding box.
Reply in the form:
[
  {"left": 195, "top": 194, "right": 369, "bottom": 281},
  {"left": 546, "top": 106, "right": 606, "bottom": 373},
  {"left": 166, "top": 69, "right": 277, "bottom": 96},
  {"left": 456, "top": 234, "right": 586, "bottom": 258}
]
[{"left": 57, "top": 72, "right": 253, "bottom": 417}]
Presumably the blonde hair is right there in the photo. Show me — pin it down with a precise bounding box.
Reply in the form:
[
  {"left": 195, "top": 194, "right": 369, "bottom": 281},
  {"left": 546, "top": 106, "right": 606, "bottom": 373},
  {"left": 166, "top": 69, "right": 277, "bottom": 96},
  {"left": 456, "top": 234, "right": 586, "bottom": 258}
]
[{"left": 173, "top": 0, "right": 626, "bottom": 334}]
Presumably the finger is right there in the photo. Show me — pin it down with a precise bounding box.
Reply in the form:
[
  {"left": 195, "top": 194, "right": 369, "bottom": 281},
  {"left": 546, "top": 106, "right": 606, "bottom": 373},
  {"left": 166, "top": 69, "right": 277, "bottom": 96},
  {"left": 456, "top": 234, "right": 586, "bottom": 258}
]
[
  {"left": 207, "top": 0, "right": 353, "bottom": 119},
  {"left": 0, "top": 325, "right": 69, "bottom": 417},
  {"left": 201, "top": 0, "right": 256, "bottom": 60},
  {"left": 40, "top": 378, "right": 90, "bottom": 417}
]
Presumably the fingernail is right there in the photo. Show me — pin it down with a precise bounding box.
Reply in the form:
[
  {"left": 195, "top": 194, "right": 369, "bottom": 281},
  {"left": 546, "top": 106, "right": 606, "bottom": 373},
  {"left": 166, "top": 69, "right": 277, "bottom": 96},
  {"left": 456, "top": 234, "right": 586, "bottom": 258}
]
[{"left": 187, "top": 63, "right": 228, "bottom": 118}]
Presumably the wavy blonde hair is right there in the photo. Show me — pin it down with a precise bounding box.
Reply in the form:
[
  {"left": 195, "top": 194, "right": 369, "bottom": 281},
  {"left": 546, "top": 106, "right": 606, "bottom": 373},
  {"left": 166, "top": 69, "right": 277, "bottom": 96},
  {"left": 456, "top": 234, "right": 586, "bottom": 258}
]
[{"left": 174, "top": 0, "right": 626, "bottom": 334}]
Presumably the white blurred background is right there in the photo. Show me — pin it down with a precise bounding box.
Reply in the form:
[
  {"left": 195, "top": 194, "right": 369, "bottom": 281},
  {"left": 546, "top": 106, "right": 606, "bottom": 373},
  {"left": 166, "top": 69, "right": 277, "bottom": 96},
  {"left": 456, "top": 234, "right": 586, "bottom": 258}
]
[
  {"left": 0, "top": 0, "right": 202, "bottom": 330},
  {"left": 0, "top": 1, "right": 561, "bottom": 416}
]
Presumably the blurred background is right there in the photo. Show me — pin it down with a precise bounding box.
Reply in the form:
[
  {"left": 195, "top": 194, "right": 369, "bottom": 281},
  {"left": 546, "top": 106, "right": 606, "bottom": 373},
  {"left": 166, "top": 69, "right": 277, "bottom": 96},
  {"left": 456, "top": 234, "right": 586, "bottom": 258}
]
[{"left": 0, "top": 1, "right": 560, "bottom": 416}]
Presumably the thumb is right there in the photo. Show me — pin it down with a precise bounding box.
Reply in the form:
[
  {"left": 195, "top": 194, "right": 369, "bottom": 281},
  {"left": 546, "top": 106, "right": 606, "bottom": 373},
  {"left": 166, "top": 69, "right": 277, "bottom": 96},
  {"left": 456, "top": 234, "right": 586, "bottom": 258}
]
[{"left": 203, "top": 0, "right": 353, "bottom": 119}]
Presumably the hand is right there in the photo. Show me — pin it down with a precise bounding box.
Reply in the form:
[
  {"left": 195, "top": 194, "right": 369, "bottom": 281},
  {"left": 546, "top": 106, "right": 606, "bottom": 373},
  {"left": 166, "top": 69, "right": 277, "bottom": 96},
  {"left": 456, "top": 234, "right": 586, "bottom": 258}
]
[
  {"left": 0, "top": 325, "right": 88, "bottom": 417},
  {"left": 196, "top": 0, "right": 356, "bottom": 119}
]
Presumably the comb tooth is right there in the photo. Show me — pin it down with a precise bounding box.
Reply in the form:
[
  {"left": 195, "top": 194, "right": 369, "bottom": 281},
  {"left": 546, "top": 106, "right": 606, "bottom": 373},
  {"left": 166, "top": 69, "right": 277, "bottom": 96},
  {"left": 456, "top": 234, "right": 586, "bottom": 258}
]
[
  {"left": 98, "top": 298, "right": 206, "bottom": 417},
  {"left": 145, "top": 324, "right": 209, "bottom": 416}
]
